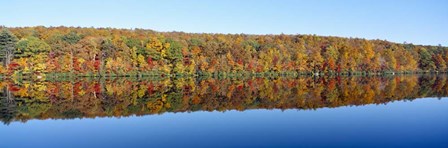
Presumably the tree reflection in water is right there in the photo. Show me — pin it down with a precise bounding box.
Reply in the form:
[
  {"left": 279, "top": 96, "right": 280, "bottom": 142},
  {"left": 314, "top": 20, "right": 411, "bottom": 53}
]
[{"left": 0, "top": 75, "right": 447, "bottom": 124}]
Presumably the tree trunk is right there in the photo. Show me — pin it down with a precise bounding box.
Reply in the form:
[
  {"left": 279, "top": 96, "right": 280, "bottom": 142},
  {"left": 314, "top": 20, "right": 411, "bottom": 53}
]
[
  {"left": 4, "top": 49, "right": 13, "bottom": 67},
  {"left": 4, "top": 87, "right": 14, "bottom": 103},
  {"left": 99, "top": 52, "right": 104, "bottom": 76},
  {"left": 70, "top": 51, "right": 74, "bottom": 74}
]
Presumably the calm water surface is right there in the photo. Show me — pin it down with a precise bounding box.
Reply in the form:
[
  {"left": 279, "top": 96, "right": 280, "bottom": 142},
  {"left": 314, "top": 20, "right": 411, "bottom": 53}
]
[{"left": 0, "top": 75, "right": 447, "bottom": 147}]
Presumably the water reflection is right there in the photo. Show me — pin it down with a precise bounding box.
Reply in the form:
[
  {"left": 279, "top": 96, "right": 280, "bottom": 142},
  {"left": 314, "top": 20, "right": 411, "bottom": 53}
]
[{"left": 1, "top": 75, "right": 447, "bottom": 124}]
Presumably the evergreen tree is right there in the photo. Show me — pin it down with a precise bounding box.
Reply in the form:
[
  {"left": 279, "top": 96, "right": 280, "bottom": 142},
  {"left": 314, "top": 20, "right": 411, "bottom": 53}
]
[{"left": 0, "top": 29, "right": 18, "bottom": 66}]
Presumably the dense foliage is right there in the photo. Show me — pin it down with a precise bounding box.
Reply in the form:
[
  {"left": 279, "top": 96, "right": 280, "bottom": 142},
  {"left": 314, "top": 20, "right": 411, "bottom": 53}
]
[
  {"left": 0, "top": 26, "right": 447, "bottom": 77},
  {"left": 1, "top": 75, "right": 447, "bottom": 124}
]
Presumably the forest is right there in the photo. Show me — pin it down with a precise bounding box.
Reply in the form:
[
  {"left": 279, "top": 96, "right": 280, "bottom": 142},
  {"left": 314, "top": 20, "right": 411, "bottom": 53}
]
[
  {"left": 1, "top": 75, "right": 447, "bottom": 124},
  {"left": 0, "top": 26, "right": 447, "bottom": 78}
]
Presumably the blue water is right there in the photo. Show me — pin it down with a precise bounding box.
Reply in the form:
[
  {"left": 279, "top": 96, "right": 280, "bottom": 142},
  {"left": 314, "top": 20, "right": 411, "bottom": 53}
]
[{"left": 1, "top": 98, "right": 447, "bottom": 148}]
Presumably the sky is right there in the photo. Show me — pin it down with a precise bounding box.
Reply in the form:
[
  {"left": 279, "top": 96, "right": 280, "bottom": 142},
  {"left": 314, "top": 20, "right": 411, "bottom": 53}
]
[{"left": 1, "top": 0, "right": 447, "bottom": 46}]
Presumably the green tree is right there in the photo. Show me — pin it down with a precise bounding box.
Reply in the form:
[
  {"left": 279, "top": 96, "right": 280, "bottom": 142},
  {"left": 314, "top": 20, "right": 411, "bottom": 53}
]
[
  {"left": 0, "top": 29, "right": 18, "bottom": 66},
  {"left": 62, "top": 31, "right": 82, "bottom": 44},
  {"left": 165, "top": 39, "right": 183, "bottom": 74},
  {"left": 16, "top": 36, "right": 51, "bottom": 55},
  {"left": 16, "top": 36, "right": 51, "bottom": 73},
  {"left": 418, "top": 48, "right": 435, "bottom": 71}
]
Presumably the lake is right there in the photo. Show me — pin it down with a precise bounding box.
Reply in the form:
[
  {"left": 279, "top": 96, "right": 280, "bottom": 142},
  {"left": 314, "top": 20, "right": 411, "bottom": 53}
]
[{"left": 0, "top": 75, "right": 447, "bottom": 147}]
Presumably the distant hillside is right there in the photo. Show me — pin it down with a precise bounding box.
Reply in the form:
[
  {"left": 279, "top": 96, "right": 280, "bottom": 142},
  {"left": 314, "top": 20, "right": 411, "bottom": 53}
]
[{"left": 1, "top": 26, "right": 447, "bottom": 77}]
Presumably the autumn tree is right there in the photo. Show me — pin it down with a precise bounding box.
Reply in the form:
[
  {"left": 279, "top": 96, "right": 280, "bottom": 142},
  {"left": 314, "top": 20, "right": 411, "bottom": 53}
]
[
  {"left": 1, "top": 26, "right": 447, "bottom": 76},
  {"left": 322, "top": 45, "right": 339, "bottom": 73}
]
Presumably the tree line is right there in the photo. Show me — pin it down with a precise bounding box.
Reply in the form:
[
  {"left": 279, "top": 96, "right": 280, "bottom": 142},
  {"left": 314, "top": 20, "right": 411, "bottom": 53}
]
[
  {"left": 1, "top": 75, "right": 446, "bottom": 124},
  {"left": 0, "top": 26, "right": 447, "bottom": 77}
]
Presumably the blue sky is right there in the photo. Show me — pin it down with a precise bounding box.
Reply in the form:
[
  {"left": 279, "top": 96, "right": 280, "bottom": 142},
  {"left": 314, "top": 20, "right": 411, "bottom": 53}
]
[{"left": 1, "top": 0, "right": 447, "bottom": 46}]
